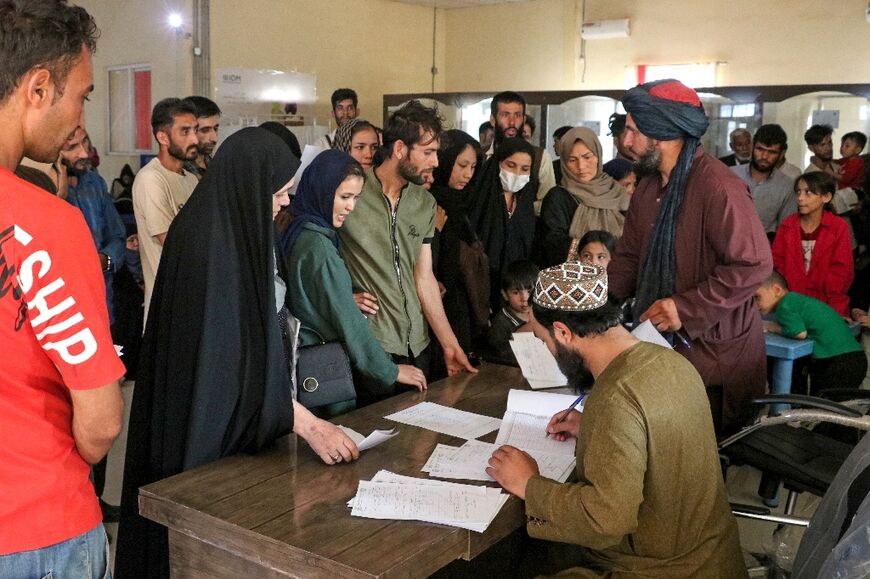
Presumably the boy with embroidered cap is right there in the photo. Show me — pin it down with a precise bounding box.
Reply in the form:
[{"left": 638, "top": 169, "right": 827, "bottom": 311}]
[{"left": 487, "top": 262, "right": 746, "bottom": 578}]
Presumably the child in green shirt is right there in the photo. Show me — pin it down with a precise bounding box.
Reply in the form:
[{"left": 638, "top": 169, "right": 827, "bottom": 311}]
[{"left": 755, "top": 271, "right": 866, "bottom": 395}]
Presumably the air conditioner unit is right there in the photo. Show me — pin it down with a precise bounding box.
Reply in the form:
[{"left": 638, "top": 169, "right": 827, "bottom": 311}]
[{"left": 581, "top": 19, "right": 630, "bottom": 40}]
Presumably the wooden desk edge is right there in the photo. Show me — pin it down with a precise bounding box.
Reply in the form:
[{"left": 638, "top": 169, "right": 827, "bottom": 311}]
[{"left": 139, "top": 488, "right": 379, "bottom": 578}]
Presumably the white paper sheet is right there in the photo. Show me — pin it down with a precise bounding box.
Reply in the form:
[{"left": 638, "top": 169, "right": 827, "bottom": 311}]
[
  {"left": 289, "top": 145, "right": 327, "bottom": 195},
  {"left": 348, "top": 470, "right": 508, "bottom": 532},
  {"left": 509, "top": 332, "right": 567, "bottom": 389},
  {"left": 384, "top": 402, "right": 501, "bottom": 440},
  {"left": 630, "top": 320, "right": 672, "bottom": 349},
  {"left": 338, "top": 426, "right": 399, "bottom": 451}
]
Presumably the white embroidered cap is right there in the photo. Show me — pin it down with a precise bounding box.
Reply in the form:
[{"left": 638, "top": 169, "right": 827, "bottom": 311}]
[{"left": 533, "top": 262, "right": 608, "bottom": 312}]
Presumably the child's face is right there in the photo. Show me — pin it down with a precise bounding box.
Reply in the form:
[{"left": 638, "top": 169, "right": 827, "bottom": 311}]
[
  {"left": 840, "top": 138, "right": 864, "bottom": 159},
  {"left": 502, "top": 287, "right": 531, "bottom": 316},
  {"left": 754, "top": 285, "right": 779, "bottom": 315},
  {"left": 580, "top": 241, "right": 611, "bottom": 269},
  {"left": 795, "top": 179, "right": 832, "bottom": 217}
]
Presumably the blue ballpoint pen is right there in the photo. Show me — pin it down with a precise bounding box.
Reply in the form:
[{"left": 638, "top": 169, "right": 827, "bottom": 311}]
[{"left": 545, "top": 393, "right": 587, "bottom": 438}]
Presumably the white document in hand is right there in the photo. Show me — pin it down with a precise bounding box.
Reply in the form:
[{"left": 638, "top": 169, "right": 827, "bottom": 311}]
[
  {"left": 630, "top": 320, "right": 672, "bottom": 349},
  {"left": 509, "top": 332, "right": 567, "bottom": 389},
  {"left": 338, "top": 426, "right": 399, "bottom": 451},
  {"left": 385, "top": 402, "right": 501, "bottom": 439}
]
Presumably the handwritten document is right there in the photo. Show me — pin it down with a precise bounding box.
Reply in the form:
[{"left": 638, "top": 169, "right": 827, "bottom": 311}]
[
  {"left": 349, "top": 470, "right": 508, "bottom": 532},
  {"left": 423, "top": 439, "right": 575, "bottom": 483},
  {"left": 338, "top": 426, "right": 398, "bottom": 451},
  {"left": 385, "top": 402, "right": 501, "bottom": 440},
  {"left": 509, "top": 332, "right": 567, "bottom": 389}
]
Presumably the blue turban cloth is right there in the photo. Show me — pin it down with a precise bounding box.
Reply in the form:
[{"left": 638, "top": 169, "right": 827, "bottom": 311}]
[
  {"left": 621, "top": 78, "right": 709, "bottom": 318},
  {"left": 280, "top": 149, "right": 357, "bottom": 252}
]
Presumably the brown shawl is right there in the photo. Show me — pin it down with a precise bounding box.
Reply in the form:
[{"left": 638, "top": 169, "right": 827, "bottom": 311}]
[{"left": 559, "top": 126, "right": 630, "bottom": 238}]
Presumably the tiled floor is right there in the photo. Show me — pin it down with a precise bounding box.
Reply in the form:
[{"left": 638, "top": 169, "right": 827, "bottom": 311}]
[{"left": 101, "top": 381, "right": 820, "bottom": 576}]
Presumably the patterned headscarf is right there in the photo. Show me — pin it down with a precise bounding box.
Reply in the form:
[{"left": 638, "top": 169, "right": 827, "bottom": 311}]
[{"left": 332, "top": 118, "right": 361, "bottom": 152}]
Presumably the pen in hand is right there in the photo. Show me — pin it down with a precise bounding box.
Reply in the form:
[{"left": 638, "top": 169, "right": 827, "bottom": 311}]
[{"left": 545, "top": 393, "right": 587, "bottom": 438}]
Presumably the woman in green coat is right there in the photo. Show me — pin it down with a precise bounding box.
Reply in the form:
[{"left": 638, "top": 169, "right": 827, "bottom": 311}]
[{"left": 281, "top": 150, "right": 426, "bottom": 408}]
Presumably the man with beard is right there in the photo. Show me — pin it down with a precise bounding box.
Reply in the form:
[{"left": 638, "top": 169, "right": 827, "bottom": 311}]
[
  {"left": 485, "top": 91, "right": 556, "bottom": 213},
  {"left": 132, "top": 98, "right": 199, "bottom": 322},
  {"left": 338, "top": 100, "right": 476, "bottom": 405},
  {"left": 608, "top": 79, "right": 771, "bottom": 437},
  {"left": 59, "top": 126, "right": 126, "bottom": 523},
  {"left": 731, "top": 124, "right": 797, "bottom": 239},
  {"left": 487, "top": 262, "right": 745, "bottom": 577},
  {"left": 719, "top": 128, "right": 752, "bottom": 167},
  {"left": 607, "top": 113, "right": 638, "bottom": 163},
  {"left": 804, "top": 124, "right": 842, "bottom": 178},
  {"left": 0, "top": 2, "right": 124, "bottom": 574},
  {"left": 183, "top": 95, "right": 221, "bottom": 179},
  {"left": 59, "top": 127, "right": 126, "bottom": 322}
]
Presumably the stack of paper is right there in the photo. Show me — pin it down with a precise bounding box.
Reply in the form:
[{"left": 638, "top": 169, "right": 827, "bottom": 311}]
[
  {"left": 509, "top": 332, "right": 567, "bottom": 389},
  {"left": 384, "top": 402, "right": 501, "bottom": 439},
  {"left": 338, "top": 426, "right": 399, "bottom": 451},
  {"left": 348, "top": 470, "right": 508, "bottom": 533},
  {"left": 422, "top": 439, "right": 575, "bottom": 483}
]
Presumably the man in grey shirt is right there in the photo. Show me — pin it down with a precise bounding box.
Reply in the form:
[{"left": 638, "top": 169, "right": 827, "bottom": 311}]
[{"left": 731, "top": 124, "right": 797, "bottom": 239}]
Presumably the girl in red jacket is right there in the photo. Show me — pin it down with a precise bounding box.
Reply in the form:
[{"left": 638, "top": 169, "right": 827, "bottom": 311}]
[{"left": 772, "top": 172, "right": 854, "bottom": 317}]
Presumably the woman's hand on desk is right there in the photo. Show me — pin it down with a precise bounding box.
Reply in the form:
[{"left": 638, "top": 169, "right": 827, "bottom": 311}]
[
  {"left": 397, "top": 364, "right": 427, "bottom": 391},
  {"left": 292, "top": 401, "right": 360, "bottom": 465},
  {"left": 545, "top": 409, "right": 581, "bottom": 441}
]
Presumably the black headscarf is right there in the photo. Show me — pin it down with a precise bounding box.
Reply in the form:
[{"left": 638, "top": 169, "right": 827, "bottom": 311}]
[
  {"left": 621, "top": 78, "right": 709, "bottom": 316},
  {"left": 115, "top": 127, "right": 300, "bottom": 579},
  {"left": 281, "top": 149, "right": 357, "bottom": 252},
  {"left": 469, "top": 137, "right": 537, "bottom": 310},
  {"left": 431, "top": 129, "right": 483, "bottom": 217},
  {"left": 260, "top": 121, "right": 303, "bottom": 160}
]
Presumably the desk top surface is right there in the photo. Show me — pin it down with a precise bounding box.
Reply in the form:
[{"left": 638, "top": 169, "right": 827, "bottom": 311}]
[{"left": 139, "top": 363, "right": 533, "bottom": 579}]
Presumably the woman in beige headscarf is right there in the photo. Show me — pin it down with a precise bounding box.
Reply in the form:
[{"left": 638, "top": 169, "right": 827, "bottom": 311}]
[{"left": 539, "top": 126, "right": 630, "bottom": 266}]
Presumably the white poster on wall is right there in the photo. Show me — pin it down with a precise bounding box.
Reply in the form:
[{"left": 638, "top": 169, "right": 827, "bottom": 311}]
[{"left": 215, "top": 67, "right": 316, "bottom": 105}]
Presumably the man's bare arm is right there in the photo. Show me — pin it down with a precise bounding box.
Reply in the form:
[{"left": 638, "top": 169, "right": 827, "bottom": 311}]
[{"left": 69, "top": 381, "right": 124, "bottom": 464}]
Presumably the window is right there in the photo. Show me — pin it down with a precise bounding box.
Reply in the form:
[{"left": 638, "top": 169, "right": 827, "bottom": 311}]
[
  {"left": 108, "top": 65, "right": 152, "bottom": 154},
  {"left": 628, "top": 63, "right": 718, "bottom": 89}
]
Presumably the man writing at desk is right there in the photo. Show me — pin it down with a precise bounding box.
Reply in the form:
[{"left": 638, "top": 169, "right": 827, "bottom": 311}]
[{"left": 487, "top": 262, "right": 745, "bottom": 577}]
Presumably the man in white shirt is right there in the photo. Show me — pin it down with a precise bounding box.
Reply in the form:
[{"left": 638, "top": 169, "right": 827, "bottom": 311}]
[
  {"left": 316, "top": 88, "right": 358, "bottom": 148},
  {"left": 485, "top": 91, "right": 556, "bottom": 214},
  {"left": 132, "top": 98, "right": 200, "bottom": 322}
]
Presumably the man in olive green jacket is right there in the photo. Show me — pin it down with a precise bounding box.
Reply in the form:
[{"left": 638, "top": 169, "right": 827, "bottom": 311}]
[{"left": 488, "top": 263, "right": 746, "bottom": 578}]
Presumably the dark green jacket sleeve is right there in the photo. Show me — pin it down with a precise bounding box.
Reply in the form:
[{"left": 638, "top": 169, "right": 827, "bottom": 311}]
[{"left": 287, "top": 229, "right": 399, "bottom": 387}]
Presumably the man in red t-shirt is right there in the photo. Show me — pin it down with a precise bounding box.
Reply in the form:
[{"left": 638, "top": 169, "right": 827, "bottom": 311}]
[{"left": 0, "top": 2, "right": 124, "bottom": 577}]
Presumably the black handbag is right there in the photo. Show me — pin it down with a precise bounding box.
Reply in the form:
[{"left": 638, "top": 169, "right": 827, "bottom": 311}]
[{"left": 295, "top": 329, "right": 356, "bottom": 409}]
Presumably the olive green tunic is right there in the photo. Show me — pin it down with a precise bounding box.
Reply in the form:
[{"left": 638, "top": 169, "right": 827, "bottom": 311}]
[{"left": 525, "top": 342, "right": 746, "bottom": 578}]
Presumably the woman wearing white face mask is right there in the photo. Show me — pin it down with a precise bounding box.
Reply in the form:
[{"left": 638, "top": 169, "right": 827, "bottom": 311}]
[
  {"left": 469, "top": 137, "right": 537, "bottom": 313},
  {"left": 539, "top": 127, "right": 630, "bottom": 267}
]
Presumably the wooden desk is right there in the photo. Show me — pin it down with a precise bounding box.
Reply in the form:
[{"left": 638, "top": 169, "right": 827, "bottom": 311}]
[{"left": 138, "top": 363, "right": 530, "bottom": 578}]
